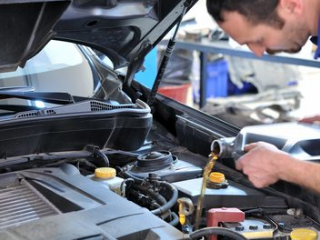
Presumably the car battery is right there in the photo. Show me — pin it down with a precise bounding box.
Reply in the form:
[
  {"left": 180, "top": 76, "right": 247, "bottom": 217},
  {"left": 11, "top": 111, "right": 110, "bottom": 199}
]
[{"left": 221, "top": 218, "right": 275, "bottom": 239}]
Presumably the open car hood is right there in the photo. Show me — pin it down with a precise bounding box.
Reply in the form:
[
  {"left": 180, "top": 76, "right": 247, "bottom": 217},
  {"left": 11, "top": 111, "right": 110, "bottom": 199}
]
[
  {"left": 0, "top": 0, "right": 197, "bottom": 72},
  {"left": 2, "top": 2, "right": 320, "bottom": 239}
]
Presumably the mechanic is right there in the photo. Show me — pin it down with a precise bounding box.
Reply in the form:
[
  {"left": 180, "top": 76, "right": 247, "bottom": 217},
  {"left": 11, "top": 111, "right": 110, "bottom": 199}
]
[{"left": 206, "top": 0, "right": 320, "bottom": 194}]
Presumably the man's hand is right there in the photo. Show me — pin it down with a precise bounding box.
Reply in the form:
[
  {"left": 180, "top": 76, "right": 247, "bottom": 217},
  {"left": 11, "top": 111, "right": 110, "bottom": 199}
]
[
  {"left": 299, "top": 115, "right": 320, "bottom": 124},
  {"left": 235, "top": 141, "right": 320, "bottom": 195},
  {"left": 236, "top": 142, "right": 289, "bottom": 188}
]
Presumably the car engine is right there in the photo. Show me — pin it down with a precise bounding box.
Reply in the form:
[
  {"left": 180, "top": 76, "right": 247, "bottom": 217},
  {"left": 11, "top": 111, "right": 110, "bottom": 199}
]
[
  {"left": 3, "top": 0, "right": 320, "bottom": 239},
  {"left": 1, "top": 109, "right": 320, "bottom": 240}
]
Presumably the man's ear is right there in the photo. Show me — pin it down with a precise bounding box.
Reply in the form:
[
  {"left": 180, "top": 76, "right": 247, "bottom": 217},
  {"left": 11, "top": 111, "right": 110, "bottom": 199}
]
[{"left": 279, "top": 0, "right": 303, "bottom": 14}]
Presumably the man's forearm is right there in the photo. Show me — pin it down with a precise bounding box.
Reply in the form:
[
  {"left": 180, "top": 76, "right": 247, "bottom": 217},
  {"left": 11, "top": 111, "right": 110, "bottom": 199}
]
[{"left": 279, "top": 157, "right": 320, "bottom": 194}]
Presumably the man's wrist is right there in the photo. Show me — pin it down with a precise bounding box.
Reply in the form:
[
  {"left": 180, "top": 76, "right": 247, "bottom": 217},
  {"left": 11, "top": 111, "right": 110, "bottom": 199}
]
[{"left": 275, "top": 153, "right": 298, "bottom": 183}]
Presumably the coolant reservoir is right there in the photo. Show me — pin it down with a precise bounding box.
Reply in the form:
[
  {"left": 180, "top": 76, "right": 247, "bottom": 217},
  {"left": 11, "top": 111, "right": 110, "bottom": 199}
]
[
  {"left": 90, "top": 167, "right": 124, "bottom": 195},
  {"left": 212, "top": 122, "right": 320, "bottom": 161}
]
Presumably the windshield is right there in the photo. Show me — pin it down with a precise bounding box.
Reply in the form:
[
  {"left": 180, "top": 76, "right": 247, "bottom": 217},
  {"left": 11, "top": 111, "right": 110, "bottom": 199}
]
[{"left": 0, "top": 41, "right": 95, "bottom": 110}]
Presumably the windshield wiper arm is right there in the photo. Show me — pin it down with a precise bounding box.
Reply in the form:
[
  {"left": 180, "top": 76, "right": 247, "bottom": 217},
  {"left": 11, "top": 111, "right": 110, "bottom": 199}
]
[
  {"left": 0, "top": 92, "right": 74, "bottom": 104},
  {"left": 0, "top": 104, "right": 39, "bottom": 112}
]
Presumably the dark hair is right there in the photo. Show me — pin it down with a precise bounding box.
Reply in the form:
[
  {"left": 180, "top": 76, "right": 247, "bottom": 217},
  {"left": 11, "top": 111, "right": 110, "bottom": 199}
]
[{"left": 206, "top": 0, "right": 284, "bottom": 28}]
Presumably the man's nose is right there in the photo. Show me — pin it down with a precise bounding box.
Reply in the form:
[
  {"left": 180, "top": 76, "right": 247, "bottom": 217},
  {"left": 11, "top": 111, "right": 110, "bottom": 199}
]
[{"left": 247, "top": 44, "right": 265, "bottom": 57}]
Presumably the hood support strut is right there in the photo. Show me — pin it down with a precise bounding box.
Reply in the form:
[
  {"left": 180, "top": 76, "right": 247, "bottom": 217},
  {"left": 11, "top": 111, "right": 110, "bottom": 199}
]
[
  {"left": 147, "top": 0, "right": 191, "bottom": 107},
  {"left": 123, "top": 41, "right": 152, "bottom": 102}
]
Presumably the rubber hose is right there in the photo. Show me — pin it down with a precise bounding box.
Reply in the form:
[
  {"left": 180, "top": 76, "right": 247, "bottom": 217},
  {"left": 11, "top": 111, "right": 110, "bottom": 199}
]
[
  {"left": 168, "top": 212, "right": 179, "bottom": 226},
  {"left": 94, "top": 149, "right": 109, "bottom": 167},
  {"left": 120, "top": 171, "right": 144, "bottom": 184},
  {"left": 151, "top": 181, "right": 178, "bottom": 215},
  {"left": 131, "top": 182, "right": 178, "bottom": 216},
  {"left": 189, "top": 227, "right": 247, "bottom": 240},
  {"left": 130, "top": 184, "right": 172, "bottom": 220},
  {"left": 160, "top": 210, "right": 171, "bottom": 220},
  {"left": 120, "top": 178, "right": 134, "bottom": 195},
  {"left": 132, "top": 184, "right": 167, "bottom": 206}
]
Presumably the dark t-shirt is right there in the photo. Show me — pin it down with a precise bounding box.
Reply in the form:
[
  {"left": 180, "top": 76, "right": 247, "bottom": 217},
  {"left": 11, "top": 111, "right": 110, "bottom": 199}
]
[
  {"left": 310, "top": 36, "right": 317, "bottom": 45},
  {"left": 311, "top": 15, "right": 320, "bottom": 59},
  {"left": 311, "top": 36, "right": 320, "bottom": 59}
]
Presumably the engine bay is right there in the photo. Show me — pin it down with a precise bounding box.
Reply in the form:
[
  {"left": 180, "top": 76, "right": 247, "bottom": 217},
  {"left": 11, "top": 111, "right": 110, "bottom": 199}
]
[
  {"left": 1, "top": 117, "right": 320, "bottom": 240},
  {"left": 2, "top": 0, "right": 319, "bottom": 239}
]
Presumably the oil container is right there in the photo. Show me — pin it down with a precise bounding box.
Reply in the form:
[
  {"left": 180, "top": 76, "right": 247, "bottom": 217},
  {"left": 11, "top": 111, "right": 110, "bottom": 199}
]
[{"left": 211, "top": 122, "right": 320, "bottom": 161}]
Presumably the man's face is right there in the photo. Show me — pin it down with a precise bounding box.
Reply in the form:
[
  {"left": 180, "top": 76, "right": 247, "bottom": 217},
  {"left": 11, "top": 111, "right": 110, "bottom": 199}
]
[{"left": 218, "top": 11, "right": 310, "bottom": 57}]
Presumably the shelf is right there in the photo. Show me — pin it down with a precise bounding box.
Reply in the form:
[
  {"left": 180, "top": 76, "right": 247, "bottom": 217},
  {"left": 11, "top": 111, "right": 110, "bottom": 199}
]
[
  {"left": 161, "top": 38, "right": 320, "bottom": 108},
  {"left": 174, "top": 39, "right": 320, "bottom": 68}
]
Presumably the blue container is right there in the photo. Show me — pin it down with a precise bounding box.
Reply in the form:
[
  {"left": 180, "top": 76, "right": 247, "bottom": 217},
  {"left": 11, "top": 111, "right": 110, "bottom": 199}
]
[{"left": 206, "top": 59, "right": 228, "bottom": 98}]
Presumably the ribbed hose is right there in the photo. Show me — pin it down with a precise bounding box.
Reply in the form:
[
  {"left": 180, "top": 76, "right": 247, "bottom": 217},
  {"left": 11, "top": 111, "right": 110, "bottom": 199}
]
[{"left": 189, "top": 227, "right": 247, "bottom": 240}]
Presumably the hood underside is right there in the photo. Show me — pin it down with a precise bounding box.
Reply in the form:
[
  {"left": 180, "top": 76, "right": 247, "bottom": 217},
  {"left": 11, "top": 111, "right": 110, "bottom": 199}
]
[
  {"left": 0, "top": 0, "right": 197, "bottom": 72},
  {"left": 0, "top": 0, "right": 70, "bottom": 72}
]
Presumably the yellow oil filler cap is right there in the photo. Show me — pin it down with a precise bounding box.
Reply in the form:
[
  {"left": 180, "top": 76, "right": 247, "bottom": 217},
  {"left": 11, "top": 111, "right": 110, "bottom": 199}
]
[
  {"left": 209, "top": 172, "right": 225, "bottom": 184},
  {"left": 94, "top": 167, "right": 116, "bottom": 179},
  {"left": 290, "top": 228, "right": 318, "bottom": 240},
  {"left": 207, "top": 172, "right": 229, "bottom": 189}
]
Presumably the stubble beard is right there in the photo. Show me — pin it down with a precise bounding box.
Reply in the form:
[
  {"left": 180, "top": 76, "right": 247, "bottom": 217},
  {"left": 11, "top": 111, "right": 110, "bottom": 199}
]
[{"left": 266, "top": 20, "right": 310, "bottom": 55}]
